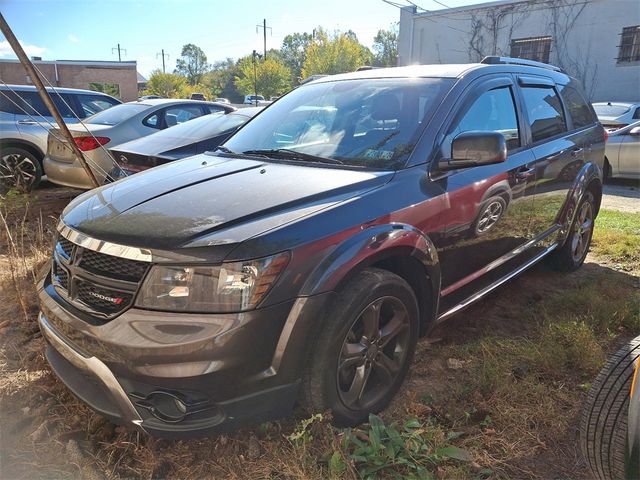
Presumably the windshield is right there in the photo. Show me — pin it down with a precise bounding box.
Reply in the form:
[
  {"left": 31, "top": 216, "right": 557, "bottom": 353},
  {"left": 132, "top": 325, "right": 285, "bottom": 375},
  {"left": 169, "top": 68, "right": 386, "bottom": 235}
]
[
  {"left": 593, "top": 104, "right": 631, "bottom": 117},
  {"left": 225, "top": 77, "right": 453, "bottom": 169},
  {"left": 84, "top": 103, "right": 148, "bottom": 125}
]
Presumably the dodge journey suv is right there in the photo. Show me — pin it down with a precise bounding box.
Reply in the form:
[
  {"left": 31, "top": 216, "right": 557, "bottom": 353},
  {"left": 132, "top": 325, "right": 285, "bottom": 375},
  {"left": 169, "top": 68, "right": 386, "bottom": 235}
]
[{"left": 38, "top": 57, "right": 605, "bottom": 438}]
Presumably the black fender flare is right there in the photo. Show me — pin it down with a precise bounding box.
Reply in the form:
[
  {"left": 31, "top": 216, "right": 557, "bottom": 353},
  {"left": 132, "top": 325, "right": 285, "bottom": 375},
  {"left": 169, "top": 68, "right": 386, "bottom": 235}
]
[{"left": 557, "top": 161, "right": 603, "bottom": 247}]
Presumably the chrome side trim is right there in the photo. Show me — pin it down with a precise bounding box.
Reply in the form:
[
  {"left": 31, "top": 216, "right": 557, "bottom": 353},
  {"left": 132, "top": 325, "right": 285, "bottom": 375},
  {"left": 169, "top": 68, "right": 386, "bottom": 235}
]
[
  {"left": 57, "top": 221, "right": 153, "bottom": 262},
  {"left": 441, "top": 225, "right": 560, "bottom": 297},
  {"left": 436, "top": 243, "right": 557, "bottom": 323},
  {"left": 38, "top": 312, "right": 145, "bottom": 428}
]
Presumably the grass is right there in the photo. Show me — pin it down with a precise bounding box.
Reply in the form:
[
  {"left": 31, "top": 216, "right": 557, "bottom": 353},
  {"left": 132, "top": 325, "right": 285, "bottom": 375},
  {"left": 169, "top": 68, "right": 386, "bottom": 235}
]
[
  {"left": 0, "top": 190, "right": 638, "bottom": 479},
  {"left": 591, "top": 209, "right": 640, "bottom": 270}
]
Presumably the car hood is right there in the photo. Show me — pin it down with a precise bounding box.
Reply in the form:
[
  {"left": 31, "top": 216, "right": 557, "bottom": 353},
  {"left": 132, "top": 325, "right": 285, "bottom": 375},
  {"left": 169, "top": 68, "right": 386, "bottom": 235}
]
[
  {"left": 111, "top": 132, "right": 196, "bottom": 158},
  {"left": 62, "top": 153, "right": 392, "bottom": 252}
]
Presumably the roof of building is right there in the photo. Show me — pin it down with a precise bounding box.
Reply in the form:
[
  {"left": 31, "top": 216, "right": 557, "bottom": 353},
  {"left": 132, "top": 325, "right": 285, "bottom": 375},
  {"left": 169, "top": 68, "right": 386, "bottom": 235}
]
[
  {"left": 137, "top": 72, "right": 147, "bottom": 83},
  {"left": 0, "top": 59, "right": 137, "bottom": 68},
  {"left": 410, "top": 0, "right": 543, "bottom": 18}
]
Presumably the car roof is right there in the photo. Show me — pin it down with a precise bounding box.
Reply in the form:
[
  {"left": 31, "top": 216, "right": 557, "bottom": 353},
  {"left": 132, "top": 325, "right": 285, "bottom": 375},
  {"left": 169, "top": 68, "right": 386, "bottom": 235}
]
[
  {"left": 305, "top": 62, "right": 572, "bottom": 85},
  {"left": 0, "top": 83, "right": 115, "bottom": 96},
  {"left": 234, "top": 106, "right": 264, "bottom": 116}
]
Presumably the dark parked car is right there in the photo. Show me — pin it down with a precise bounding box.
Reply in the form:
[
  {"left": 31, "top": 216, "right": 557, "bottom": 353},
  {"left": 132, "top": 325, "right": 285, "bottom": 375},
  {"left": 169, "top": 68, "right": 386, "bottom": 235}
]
[
  {"left": 38, "top": 57, "right": 605, "bottom": 438},
  {"left": 108, "top": 107, "right": 262, "bottom": 178}
]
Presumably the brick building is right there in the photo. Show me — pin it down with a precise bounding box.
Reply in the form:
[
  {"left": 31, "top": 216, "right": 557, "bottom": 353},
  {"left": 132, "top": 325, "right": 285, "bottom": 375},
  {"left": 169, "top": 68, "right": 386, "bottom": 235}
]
[{"left": 0, "top": 59, "right": 139, "bottom": 101}]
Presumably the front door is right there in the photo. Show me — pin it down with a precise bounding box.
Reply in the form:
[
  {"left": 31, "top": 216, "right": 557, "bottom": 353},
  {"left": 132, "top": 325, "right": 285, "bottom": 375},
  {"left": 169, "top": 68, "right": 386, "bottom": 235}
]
[{"left": 433, "top": 77, "right": 537, "bottom": 308}]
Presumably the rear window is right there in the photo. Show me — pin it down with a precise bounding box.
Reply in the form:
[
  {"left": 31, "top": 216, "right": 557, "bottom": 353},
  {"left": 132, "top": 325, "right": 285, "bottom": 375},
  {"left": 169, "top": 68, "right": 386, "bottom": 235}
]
[
  {"left": 593, "top": 104, "right": 631, "bottom": 117},
  {"left": 521, "top": 86, "right": 567, "bottom": 142},
  {"left": 84, "top": 103, "right": 147, "bottom": 125},
  {"left": 559, "top": 85, "right": 594, "bottom": 129},
  {"left": 76, "top": 94, "right": 120, "bottom": 117}
]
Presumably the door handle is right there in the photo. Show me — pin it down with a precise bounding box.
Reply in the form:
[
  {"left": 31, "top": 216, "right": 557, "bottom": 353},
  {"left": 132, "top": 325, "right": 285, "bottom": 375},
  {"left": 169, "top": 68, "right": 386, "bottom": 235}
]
[
  {"left": 570, "top": 148, "right": 584, "bottom": 158},
  {"left": 515, "top": 166, "right": 535, "bottom": 180}
]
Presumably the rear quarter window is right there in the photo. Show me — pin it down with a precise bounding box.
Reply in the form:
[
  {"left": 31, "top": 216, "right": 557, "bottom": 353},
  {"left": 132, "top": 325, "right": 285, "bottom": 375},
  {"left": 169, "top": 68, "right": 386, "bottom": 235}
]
[
  {"left": 521, "top": 86, "right": 567, "bottom": 142},
  {"left": 559, "top": 85, "right": 595, "bottom": 129}
]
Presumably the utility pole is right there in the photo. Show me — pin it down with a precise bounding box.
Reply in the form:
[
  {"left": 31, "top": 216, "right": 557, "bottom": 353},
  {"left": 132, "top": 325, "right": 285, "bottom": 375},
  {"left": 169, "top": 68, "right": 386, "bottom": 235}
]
[
  {"left": 252, "top": 50, "right": 262, "bottom": 106},
  {"left": 156, "top": 49, "right": 169, "bottom": 73},
  {"left": 111, "top": 43, "right": 126, "bottom": 62},
  {"left": 256, "top": 19, "right": 271, "bottom": 60},
  {"left": 0, "top": 12, "right": 99, "bottom": 187}
]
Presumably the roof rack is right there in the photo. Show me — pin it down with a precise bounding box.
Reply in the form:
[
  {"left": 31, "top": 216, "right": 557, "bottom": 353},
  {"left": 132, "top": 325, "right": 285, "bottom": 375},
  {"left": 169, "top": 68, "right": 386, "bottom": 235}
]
[{"left": 480, "top": 56, "right": 563, "bottom": 73}]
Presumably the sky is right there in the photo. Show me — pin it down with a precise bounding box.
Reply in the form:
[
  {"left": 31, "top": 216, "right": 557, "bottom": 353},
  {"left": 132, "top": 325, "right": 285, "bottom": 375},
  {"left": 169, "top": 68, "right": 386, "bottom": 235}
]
[{"left": 1, "top": 0, "right": 489, "bottom": 77}]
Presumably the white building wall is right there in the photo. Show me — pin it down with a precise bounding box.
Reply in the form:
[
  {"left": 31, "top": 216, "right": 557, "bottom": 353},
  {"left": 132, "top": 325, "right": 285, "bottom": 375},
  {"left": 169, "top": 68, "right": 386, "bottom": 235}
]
[{"left": 398, "top": 0, "right": 640, "bottom": 102}]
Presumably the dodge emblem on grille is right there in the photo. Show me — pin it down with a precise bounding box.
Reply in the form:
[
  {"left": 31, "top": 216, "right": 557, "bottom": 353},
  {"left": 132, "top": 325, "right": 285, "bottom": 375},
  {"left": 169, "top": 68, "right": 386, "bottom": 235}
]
[{"left": 88, "top": 291, "right": 124, "bottom": 305}]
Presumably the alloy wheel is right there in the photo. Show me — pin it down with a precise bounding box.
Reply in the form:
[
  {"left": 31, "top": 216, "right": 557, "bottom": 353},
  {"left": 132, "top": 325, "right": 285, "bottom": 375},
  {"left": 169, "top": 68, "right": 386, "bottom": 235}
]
[
  {"left": 337, "top": 296, "right": 411, "bottom": 410},
  {"left": 477, "top": 200, "right": 504, "bottom": 233},
  {"left": 0, "top": 152, "right": 38, "bottom": 190},
  {"left": 571, "top": 200, "right": 593, "bottom": 262}
]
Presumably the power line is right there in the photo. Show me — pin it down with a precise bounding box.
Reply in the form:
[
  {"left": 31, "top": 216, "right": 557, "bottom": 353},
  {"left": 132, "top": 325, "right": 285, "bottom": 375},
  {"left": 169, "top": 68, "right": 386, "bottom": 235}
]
[
  {"left": 256, "top": 19, "right": 272, "bottom": 60},
  {"left": 156, "top": 49, "right": 169, "bottom": 73},
  {"left": 111, "top": 43, "right": 127, "bottom": 62}
]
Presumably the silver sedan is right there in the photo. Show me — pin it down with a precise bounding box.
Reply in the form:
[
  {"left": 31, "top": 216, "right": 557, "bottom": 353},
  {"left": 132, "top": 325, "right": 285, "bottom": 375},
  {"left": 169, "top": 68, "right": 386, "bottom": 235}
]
[{"left": 605, "top": 120, "right": 640, "bottom": 180}]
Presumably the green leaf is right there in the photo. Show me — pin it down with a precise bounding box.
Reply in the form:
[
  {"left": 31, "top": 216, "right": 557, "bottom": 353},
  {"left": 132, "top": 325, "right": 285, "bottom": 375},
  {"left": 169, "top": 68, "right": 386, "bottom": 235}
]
[
  {"left": 435, "top": 446, "right": 472, "bottom": 461},
  {"left": 329, "top": 451, "right": 347, "bottom": 477},
  {"left": 446, "top": 431, "right": 465, "bottom": 441}
]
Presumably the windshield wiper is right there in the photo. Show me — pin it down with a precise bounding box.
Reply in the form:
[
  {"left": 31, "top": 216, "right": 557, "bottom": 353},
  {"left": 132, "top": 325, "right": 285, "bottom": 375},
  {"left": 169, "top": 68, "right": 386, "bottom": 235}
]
[
  {"left": 214, "top": 146, "right": 238, "bottom": 154},
  {"left": 242, "top": 148, "right": 344, "bottom": 165}
]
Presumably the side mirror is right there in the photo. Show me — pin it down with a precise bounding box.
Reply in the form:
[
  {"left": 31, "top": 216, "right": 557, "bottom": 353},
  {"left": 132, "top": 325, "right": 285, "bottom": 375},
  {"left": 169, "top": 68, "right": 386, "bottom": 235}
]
[
  {"left": 629, "top": 126, "right": 640, "bottom": 136},
  {"left": 439, "top": 131, "right": 507, "bottom": 171}
]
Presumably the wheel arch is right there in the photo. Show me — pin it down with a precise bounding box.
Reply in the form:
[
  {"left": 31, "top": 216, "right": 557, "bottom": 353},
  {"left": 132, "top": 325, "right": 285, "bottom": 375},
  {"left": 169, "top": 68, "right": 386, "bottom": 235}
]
[{"left": 0, "top": 139, "right": 45, "bottom": 164}]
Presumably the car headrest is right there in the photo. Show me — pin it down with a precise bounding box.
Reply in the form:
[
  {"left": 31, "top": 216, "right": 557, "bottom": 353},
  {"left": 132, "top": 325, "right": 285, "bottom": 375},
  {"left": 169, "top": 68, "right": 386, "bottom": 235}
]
[
  {"left": 371, "top": 94, "right": 401, "bottom": 121},
  {"left": 166, "top": 114, "right": 178, "bottom": 127}
]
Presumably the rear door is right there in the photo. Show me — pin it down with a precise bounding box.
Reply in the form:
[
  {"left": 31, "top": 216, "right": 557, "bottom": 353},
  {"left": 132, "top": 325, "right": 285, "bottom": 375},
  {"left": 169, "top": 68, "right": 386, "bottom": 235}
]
[
  {"left": 516, "top": 76, "right": 581, "bottom": 243},
  {"left": 617, "top": 126, "right": 640, "bottom": 177}
]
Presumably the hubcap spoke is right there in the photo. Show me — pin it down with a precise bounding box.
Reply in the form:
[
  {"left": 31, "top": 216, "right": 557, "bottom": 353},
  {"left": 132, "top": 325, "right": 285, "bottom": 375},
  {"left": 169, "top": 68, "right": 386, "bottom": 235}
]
[
  {"left": 342, "top": 363, "right": 373, "bottom": 405},
  {"left": 339, "top": 342, "right": 366, "bottom": 371},
  {"left": 361, "top": 300, "right": 382, "bottom": 340},
  {"left": 379, "top": 311, "right": 408, "bottom": 348},
  {"left": 373, "top": 353, "right": 399, "bottom": 385}
]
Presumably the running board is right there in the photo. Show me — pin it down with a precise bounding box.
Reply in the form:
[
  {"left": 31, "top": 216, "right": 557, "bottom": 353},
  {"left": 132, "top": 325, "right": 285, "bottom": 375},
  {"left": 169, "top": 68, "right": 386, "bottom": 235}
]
[{"left": 436, "top": 243, "right": 557, "bottom": 323}]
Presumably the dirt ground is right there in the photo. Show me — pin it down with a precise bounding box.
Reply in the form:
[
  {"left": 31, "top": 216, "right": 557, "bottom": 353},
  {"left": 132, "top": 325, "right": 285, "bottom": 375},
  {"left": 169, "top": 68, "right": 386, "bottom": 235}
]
[
  {"left": 601, "top": 178, "right": 639, "bottom": 213},
  {"left": 0, "top": 182, "right": 637, "bottom": 479}
]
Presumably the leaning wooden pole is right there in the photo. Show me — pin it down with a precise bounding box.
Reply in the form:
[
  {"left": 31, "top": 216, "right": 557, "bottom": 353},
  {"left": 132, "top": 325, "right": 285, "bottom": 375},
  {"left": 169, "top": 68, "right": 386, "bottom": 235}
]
[{"left": 0, "top": 12, "right": 99, "bottom": 187}]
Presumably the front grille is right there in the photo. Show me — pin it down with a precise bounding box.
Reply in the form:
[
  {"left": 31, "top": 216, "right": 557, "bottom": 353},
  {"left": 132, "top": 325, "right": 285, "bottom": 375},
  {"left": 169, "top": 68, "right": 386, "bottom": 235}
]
[
  {"left": 51, "top": 234, "right": 149, "bottom": 323},
  {"left": 79, "top": 249, "right": 148, "bottom": 282}
]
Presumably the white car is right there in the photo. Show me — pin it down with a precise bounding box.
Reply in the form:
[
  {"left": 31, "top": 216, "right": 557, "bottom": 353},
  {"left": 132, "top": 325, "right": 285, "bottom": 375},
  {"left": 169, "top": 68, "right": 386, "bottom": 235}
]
[
  {"left": 243, "top": 95, "right": 265, "bottom": 105},
  {"left": 604, "top": 120, "right": 640, "bottom": 180},
  {"left": 592, "top": 102, "right": 640, "bottom": 131},
  {"left": 43, "top": 99, "right": 234, "bottom": 189}
]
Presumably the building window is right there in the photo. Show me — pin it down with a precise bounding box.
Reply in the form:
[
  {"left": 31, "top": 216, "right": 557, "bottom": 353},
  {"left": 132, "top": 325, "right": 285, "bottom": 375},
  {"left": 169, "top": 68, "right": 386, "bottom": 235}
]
[
  {"left": 510, "top": 36, "right": 552, "bottom": 63},
  {"left": 88, "top": 82, "right": 121, "bottom": 99},
  {"left": 617, "top": 26, "right": 640, "bottom": 63}
]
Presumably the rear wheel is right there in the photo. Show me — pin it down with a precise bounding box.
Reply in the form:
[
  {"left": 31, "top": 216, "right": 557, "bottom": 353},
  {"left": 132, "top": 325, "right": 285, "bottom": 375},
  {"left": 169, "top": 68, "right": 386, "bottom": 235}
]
[
  {"left": 301, "top": 268, "right": 419, "bottom": 426},
  {"left": 0, "top": 147, "right": 42, "bottom": 193},
  {"left": 471, "top": 195, "right": 507, "bottom": 237},
  {"left": 548, "top": 190, "right": 595, "bottom": 271}
]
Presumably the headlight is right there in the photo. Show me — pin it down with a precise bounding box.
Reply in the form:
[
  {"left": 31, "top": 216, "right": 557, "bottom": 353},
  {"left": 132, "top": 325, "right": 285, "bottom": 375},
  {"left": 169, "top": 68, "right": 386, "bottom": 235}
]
[{"left": 135, "top": 252, "right": 290, "bottom": 313}]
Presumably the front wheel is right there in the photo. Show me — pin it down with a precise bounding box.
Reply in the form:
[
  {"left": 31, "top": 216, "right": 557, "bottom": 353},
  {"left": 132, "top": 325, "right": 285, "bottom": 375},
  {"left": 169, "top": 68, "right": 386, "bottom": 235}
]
[
  {"left": 300, "top": 268, "right": 419, "bottom": 426},
  {"left": 548, "top": 190, "right": 595, "bottom": 272}
]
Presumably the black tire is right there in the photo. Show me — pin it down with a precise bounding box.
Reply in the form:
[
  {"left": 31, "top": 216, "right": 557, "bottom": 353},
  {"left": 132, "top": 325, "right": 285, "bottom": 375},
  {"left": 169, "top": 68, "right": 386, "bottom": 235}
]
[
  {"left": 0, "top": 147, "right": 42, "bottom": 193},
  {"left": 603, "top": 158, "right": 612, "bottom": 184},
  {"left": 580, "top": 336, "right": 640, "bottom": 480},
  {"left": 300, "top": 268, "right": 420, "bottom": 426},
  {"left": 470, "top": 195, "right": 507, "bottom": 238},
  {"left": 548, "top": 190, "right": 595, "bottom": 272}
]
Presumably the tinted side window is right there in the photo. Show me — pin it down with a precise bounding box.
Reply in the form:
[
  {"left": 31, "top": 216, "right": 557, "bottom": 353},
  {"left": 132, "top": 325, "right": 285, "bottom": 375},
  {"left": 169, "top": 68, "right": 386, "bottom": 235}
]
[
  {"left": 0, "top": 90, "right": 74, "bottom": 117},
  {"left": 447, "top": 86, "right": 520, "bottom": 151},
  {"left": 558, "top": 85, "right": 594, "bottom": 129},
  {"left": 633, "top": 108, "right": 640, "bottom": 120},
  {"left": 164, "top": 105, "right": 204, "bottom": 127},
  {"left": 521, "top": 86, "right": 567, "bottom": 142}
]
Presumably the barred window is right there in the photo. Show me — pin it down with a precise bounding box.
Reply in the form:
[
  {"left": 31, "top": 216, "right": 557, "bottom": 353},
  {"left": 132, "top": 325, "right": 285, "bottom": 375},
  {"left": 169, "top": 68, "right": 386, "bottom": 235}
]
[
  {"left": 617, "top": 26, "right": 640, "bottom": 63},
  {"left": 510, "top": 36, "right": 552, "bottom": 63}
]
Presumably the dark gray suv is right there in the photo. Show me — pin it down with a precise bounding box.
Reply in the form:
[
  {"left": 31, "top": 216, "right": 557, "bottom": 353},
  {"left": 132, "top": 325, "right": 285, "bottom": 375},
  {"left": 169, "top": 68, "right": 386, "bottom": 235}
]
[{"left": 37, "top": 57, "right": 605, "bottom": 438}]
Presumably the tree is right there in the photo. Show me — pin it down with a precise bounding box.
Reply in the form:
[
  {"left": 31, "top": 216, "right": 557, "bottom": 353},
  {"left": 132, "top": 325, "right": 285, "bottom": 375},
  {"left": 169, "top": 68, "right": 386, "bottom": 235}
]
[
  {"left": 143, "top": 70, "right": 187, "bottom": 98},
  {"left": 175, "top": 43, "right": 209, "bottom": 85},
  {"left": 203, "top": 58, "right": 241, "bottom": 101},
  {"left": 373, "top": 25, "right": 398, "bottom": 67},
  {"left": 281, "top": 32, "right": 313, "bottom": 80},
  {"left": 301, "top": 28, "right": 373, "bottom": 79},
  {"left": 234, "top": 56, "right": 292, "bottom": 99}
]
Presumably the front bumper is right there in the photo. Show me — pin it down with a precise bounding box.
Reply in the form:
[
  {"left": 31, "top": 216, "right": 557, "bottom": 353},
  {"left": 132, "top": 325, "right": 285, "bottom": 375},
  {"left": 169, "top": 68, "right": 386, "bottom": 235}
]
[{"left": 37, "top": 270, "right": 333, "bottom": 438}]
